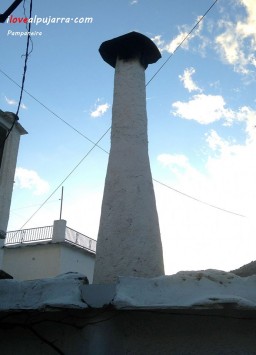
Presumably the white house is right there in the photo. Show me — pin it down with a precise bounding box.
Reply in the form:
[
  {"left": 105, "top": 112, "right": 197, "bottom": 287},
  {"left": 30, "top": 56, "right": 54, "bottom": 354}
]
[{"left": 3, "top": 219, "right": 96, "bottom": 283}]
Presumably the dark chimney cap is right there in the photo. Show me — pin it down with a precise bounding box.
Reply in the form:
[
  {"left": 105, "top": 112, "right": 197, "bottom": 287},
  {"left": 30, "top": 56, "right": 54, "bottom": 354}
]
[{"left": 99, "top": 31, "right": 161, "bottom": 69}]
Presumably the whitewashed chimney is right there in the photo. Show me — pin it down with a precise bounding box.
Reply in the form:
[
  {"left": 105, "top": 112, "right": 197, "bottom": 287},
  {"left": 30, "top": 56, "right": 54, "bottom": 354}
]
[{"left": 93, "top": 32, "right": 165, "bottom": 284}]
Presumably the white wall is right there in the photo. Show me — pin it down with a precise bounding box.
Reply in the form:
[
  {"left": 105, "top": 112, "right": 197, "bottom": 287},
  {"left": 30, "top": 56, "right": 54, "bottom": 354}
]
[
  {"left": 3, "top": 242, "right": 95, "bottom": 282},
  {"left": 0, "top": 111, "right": 27, "bottom": 236},
  {"left": 3, "top": 243, "right": 61, "bottom": 280},
  {"left": 60, "top": 244, "right": 95, "bottom": 283}
]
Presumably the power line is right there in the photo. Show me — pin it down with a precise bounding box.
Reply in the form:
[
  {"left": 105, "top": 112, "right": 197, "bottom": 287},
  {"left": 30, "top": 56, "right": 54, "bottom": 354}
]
[
  {"left": 0, "top": 0, "right": 23, "bottom": 23},
  {"left": 146, "top": 0, "right": 219, "bottom": 86},
  {"left": 0, "top": 0, "right": 219, "bottom": 154},
  {"left": 10, "top": 131, "right": 245, "bottom": 234},
  {"left": 153, "top": 179, "right": 245, "bottom": 218},
  {"left": 0, "top": 0, "right": 33, "bottom": 150},
  {"left": 10, "top": 199, "right": 60, "bottom": 211},
  {"left": 0, "top": 0, "right": 219, "bottom": 151},
  {"left": 4, "top": 0, "right": 244, "bottom": 230},
  {"left": 0, "top": 68, "right": 109, "bottom": 154},
  {"left": 14, "top": 127, "right": 111, "bottom": 232},
  {"left": 16, "top": 0, "right": 33, "bottom": 116},
  {"left": 12, "top": 165, "right": 245, "bottom": 236}
]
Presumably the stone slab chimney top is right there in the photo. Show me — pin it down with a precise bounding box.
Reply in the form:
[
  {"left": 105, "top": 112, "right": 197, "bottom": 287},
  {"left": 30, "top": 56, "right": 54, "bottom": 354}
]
[{"left": 99, "top": 31, "right": 161, "bottom": 69}]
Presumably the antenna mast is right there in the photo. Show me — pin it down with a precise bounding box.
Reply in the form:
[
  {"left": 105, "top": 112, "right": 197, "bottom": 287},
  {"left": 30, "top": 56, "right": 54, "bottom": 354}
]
[{"left": 59, "top": 186, "right": 64, "bottom": 220}]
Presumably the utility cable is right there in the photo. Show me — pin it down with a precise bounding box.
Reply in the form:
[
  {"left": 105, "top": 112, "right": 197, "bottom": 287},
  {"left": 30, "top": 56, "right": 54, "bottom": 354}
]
[
  {"left": 0, "top": 0, "right": 218, "bottom": 153},
  {"left": 13, "top": 127, "right": 111, "bottom": 233},
  {"left": 0, "top": 0, "right": 219, "bottom": 151},
  {"left": 4, "top": 0, "right": 244, "bottom": 233},
  {"left": 153, "top": 179, "right": 245, "bottom": 218},
  {"left": 0, "top": 0, "right": 23, "bottom": 23},
  {"left": 16, "top": 0, "right": 33, "bottom": 116},
  {"left": 0, "top": 0, "right": 33, "bottom": 149},
  {"left": 10, "top": 141, "right": 245, "bottom": 237},
  {"left": 146, "top": 0, "right": 219, "bottom": 86},
  {"left": 0, "top": 68, "right": 109, "bottom": 154},
  {"left": 11, "top": 199, "right": 60, "bottom": 212},
  {"left": 11, "top": 166, "right": 245, "bottom": 238}
]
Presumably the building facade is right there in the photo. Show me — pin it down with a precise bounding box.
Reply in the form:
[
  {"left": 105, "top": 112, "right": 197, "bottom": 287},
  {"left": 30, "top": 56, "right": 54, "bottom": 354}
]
[{"left": 3, "top": 220, "right": 96, "bottom": 283}]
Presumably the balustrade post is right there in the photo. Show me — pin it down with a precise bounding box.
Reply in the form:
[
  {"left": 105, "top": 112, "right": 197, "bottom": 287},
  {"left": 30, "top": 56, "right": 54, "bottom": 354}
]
[{"left": 52, "top": 220, "right": 66, "bottom": 243}]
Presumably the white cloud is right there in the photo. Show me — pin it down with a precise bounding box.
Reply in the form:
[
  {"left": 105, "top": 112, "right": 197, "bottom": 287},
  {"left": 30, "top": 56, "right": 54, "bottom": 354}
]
[
  {"left": 5, "top": 96, "right": 16, "bottom": 106},
  {"left": 152, "top": 16, "right": 204, "bottom": 55},
  {"left": 172, "top": 94, "right": 234, "bottom": 124},
  {"left": 20, "top": 103, "right": 27, "bottom": 110},
  {"left": 130, "top": 0, "right": 138, "bottom": 4},
  {"left": 153, "top": 2, "right": 256, "bottom": 74},
  {"left": 238, "top": 106, "right": 256, "bottom": 141},
  {"left": 90, "top": 101, "right": 110, "bottom": 118},
  {"left": 164, "top": 32, "right": 190, "bottom": 53},
  {"left": 15, "top": 168, "right": 50, "bottom": 196},
  {"left": 151, "top": 35, "right": 165, "bottom": 53},
  {"left": 4, "top": 96, "right": 27, "bottom": 110},
  {"left": 204, "top": 128, "right": 256, "bottom": 216},
  {"left": 158, "top": 153, "right": 189, "bottom": 168},
  {"left": 172, "top": 93, "right": 256, "bottom": 129},
  {"left": 157, "top": 153, "right": 202, "bottom": 182},
  {"left": 205, "top": 129, "right": 229, "bottom": 151},
  {"left": 215, "top": 0, "right": 256, "bottom": 73},
  {"left": 162, "top": 105, "right": 256, "bottom": 210},
  {"left": 156, "top": 111, "right": 256, "bottom": 273},
  {"left": 179, "top": 67, "right": 202, "bottom": 93},
  {"left": 167, "top": 16, "right": 204, "bottom": 53}
]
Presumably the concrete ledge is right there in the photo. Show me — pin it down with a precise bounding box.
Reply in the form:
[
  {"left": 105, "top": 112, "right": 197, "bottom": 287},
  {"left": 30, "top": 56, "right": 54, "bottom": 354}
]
[
  {"left": 1, "top": 270, "right": 256, "bottom": 313},
  {"left": 113, "top": 270, "right": 256, "bottom": 310},
  {"left": 0, "top": 272, "right": 88, "bottom": 311},
  {"left": 82, "top": 284, "right": 116, "bottom": 308}
]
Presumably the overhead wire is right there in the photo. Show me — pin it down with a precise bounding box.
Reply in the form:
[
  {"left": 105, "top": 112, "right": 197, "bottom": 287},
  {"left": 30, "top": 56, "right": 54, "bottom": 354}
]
[
  {"left": 0, "top": 69, "right": 109, "bottom": 154},
  {"left": 146, "top": 0, "right": 219, "bottom": 87},
  {"left": 3, "top": 0, "right": 243, "bottom": 234},
  {"left": 0, "top": 0, "right": 33, "bottom": 150},
  {"left": 0, "top": 0, "right": 23, "bottom": 23},
  {"left": 14, "top": 127, "right": 111, "bottom": 232},
  {"left": 153, "top": 179, "right": 245, "bottom": 218},
  {"left": 11, "top": 200, "right": 60, "bottom": 212},
  {"left": 16, "top": 0, "right": 33, "bottom": 116}
]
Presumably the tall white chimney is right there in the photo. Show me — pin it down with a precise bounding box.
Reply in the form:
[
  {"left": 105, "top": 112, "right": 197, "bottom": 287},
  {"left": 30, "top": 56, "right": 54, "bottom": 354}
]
[{"left": 93, "top": 32, "right": 164, "bottom": 284}]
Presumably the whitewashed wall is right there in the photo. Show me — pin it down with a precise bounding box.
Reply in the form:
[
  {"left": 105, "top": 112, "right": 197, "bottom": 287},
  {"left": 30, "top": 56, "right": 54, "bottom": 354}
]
[
  {"left": 3, "top": 243, "right": 95, "bottom": 282},
  {"left": 0, "top": 111, "right": 27, "bottom": 242},
  {"left": 60, "top": 244, "right": 95, "bottom": 283}
]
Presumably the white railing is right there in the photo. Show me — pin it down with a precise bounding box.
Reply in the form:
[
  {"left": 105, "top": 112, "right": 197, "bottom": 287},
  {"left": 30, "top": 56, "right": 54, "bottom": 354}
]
[
  {"left": 65, "top": 227, "right": 97, "bottom": 253},
  {"left": 5, "top": 225, "right": 96, "bottom": 253},
  {"left": 5, "top": 226, "right": 53, "bottom": 245}
]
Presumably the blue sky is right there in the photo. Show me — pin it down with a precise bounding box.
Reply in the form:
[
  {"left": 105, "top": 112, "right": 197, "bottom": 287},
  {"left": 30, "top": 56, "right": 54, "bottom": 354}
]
[{"left": 1, "top": 0, "right": 256, "bottom": 274}]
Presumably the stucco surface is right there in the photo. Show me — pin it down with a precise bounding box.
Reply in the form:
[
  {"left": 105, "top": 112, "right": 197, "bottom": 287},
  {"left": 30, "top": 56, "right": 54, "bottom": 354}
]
[
  {"left": 3, "top": 242, "right": 95, "bottom": 282},
  {"left": 0, "top": 112, "right": 27, "bottom": 238},
  {"left": 0, "top": 272, "right": 88, "bottom": 310},
  {"left": 113, "top": 270, "right": 256, "bottom": 310},
  {"left": 94, "top": 58, "right": 164, "bottom": 283},
  {"left": 1, "top": 272, "right": 256, "bottom": 353}
]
